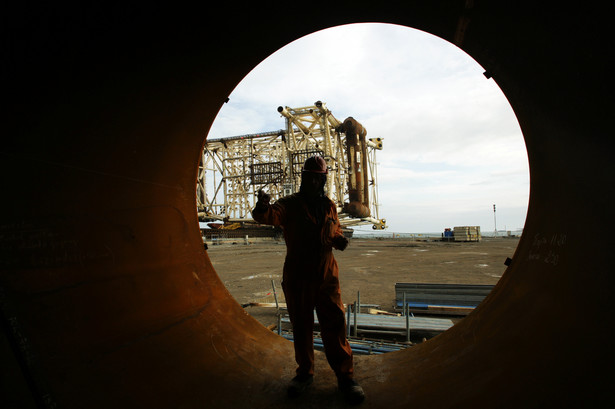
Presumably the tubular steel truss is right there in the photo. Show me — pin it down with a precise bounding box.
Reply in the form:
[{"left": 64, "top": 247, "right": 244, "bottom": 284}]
[{"left": 197, "top": 101, "right": 386, "bottom": 229}]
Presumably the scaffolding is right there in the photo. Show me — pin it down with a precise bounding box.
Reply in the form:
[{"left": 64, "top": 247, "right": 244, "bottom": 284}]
[{"left": 197, "top": 101, "right": 386, "bottom": 229}]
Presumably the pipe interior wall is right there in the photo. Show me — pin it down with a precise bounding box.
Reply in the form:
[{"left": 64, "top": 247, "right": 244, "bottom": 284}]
[{"left": 2, "top": 2, "right": 613, "bottom": 408}]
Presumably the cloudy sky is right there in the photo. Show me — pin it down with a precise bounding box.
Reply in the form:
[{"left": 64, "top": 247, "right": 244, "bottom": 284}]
[{"left": 207, "top": 23, "right": 529, "bottom": 234}]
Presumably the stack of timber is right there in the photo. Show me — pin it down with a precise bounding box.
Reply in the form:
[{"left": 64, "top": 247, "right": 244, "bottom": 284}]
[
  {"left": 453, "top": 226, "right": 481, "bottom": 242},
  {"left": 395, "top": 283, "right": 494, "bottom": 315}
]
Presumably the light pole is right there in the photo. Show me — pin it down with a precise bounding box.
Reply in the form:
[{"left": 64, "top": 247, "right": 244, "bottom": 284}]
[{"left": 493, "top": 204, "right": 497, "bottom": 237}]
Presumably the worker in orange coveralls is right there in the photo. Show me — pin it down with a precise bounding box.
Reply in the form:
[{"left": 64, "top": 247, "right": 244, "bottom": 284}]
[{"left": 252, "top": 155, "right": 365, "bottom": 405}]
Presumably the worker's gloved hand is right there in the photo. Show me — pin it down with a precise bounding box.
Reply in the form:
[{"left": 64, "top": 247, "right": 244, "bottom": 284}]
[
  {"left": 254, "top": 189, "right": 271, "bottom": 213},
  {"left": 257, "top": 189, "right": 271, "bottom": 205},
  {"left": 332, "top": 235, "right": 349, "bottom": 251}
]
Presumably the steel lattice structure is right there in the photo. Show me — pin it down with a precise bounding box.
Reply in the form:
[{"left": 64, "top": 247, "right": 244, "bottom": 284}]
[{"left": 197, "top": 101, "right": 386, "bottom": 229}]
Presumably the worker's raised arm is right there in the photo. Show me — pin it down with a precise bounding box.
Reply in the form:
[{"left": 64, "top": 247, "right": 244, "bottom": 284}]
[{"left": 252, "top": 189, "right": 286, "bottom": 226}]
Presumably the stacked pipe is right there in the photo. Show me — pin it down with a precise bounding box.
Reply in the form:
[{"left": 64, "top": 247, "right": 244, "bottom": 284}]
[{"left": 282, "top": 333, "right": 409, "bottom": 355}]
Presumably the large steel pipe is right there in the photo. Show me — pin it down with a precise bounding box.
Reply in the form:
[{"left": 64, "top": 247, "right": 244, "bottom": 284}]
[
  {"left": 341, "top": 117, "right": 371, "bottom": 218},
  {"left": 2, "top": 2, "right": 612, "bottom": 408}
]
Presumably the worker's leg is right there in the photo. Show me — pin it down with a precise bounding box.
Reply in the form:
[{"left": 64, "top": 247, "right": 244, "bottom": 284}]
[
  {"left": 315, "top": 281, "right": 354, "bottom": 381},
  {"left": 283, "top": 280, "right": 317, "bottom": 377}
]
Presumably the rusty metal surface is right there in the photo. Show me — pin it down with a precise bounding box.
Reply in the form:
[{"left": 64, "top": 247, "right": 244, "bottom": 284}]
[
  {"left": 2, "top": 2, "right": 613, "bottom": 408},
  {"left": 341, "top": 117, "right": 371, "bottom": 218}
]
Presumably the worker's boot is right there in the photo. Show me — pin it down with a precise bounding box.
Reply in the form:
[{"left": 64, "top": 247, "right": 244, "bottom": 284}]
[
  {"left": 287, "top": 374, "right": 313, "bottom": 398},
  {"left": 338, "top": 378, "right": 365, "bottom": 405}
]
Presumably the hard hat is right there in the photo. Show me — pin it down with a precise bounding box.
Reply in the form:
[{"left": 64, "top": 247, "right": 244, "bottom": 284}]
[{"left": 302, "top": 155, "right": 328, "bottom": 174}]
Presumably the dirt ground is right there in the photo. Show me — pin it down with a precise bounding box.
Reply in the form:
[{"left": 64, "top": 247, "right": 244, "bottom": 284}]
[{"left": 207, "top": 236, "right": 520, "bottom": 330}]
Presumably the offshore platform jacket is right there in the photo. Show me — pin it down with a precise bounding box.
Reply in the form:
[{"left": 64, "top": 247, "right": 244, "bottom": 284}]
[{"left": 251, "top": 193, "right": 346, "bottom": 283}]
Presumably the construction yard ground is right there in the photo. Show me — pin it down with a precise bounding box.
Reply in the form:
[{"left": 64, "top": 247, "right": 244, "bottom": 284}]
[{"left": 207, "top": 236, "right": 520, "bottom": 334}]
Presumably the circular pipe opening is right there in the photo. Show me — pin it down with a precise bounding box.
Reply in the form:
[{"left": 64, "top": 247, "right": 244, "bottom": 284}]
[{"left": 202, "top": 23, "right": 529, "bottom": 349}]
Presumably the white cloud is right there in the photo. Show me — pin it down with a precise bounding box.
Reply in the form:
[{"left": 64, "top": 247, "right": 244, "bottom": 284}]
[{"left": 206, "top": 23, "right": 529, "bottom": 233}]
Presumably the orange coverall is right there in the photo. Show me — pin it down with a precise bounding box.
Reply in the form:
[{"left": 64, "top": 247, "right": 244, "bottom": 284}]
[{"left": 252, "top": 193, "right": 354, "bottom": 381}]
